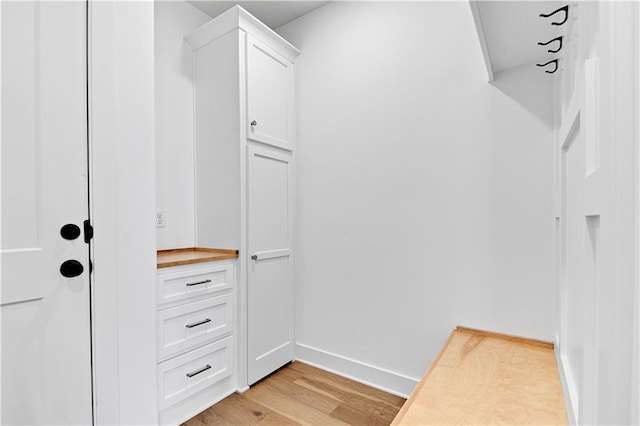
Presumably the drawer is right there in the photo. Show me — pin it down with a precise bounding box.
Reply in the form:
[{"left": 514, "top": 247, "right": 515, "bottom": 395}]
[
  {"left": 157, "top": 263, "right": 233, "bottom": 306},
  {"left": 158, "top": 336, "right": 233, "bottom": 410},
  {"left": 158, "top": 293, "right": 233, "bottom": 360}
]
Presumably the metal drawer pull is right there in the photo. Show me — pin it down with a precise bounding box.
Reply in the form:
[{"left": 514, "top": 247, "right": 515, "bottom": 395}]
[
  {"left": 185, "top": 318, "right": 211, "bottom": 329},
  {"left": 186, "top": 364, "right": 211, "bottom": 378},
  {"left": 186, "top": 279, "right": 211, "bottom": 287}
]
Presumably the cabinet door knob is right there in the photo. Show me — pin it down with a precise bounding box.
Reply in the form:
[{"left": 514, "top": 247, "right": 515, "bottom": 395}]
[
  {"left": 251, "top": 254, "right": 258, "bottom": 260},
  {"left": 250, "top": 120, "right": 257, "bottom": 126}
]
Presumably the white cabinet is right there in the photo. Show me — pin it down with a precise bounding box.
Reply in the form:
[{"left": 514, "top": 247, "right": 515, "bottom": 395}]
[
  {"left": 186, "top": 6, "right": 299, "bottom": 387},
  {"left": 246, "top": 34, "right": 295, "bottom": 151},
  {"left": 156, "top": 261, "right": 236, "bottom": 425}
]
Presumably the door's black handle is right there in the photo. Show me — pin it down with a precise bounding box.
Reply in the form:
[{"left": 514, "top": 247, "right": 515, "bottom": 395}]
[
  {"left": 60, "top": 260, "right": 84, "bottom": 278},
  {"left": 60, "top": 224, "right": 81, "bottom": 240}
]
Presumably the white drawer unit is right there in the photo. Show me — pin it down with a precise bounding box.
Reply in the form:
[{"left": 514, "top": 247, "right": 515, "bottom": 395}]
[
  {"left": 157, "top": 293, "right": 233, "bottom": 361},
  {"left": 156, "top": 258, "right": 237, "bottom": 425},
  {"left": 158, "top": 336, "right": 233, "bottom": 410},
  {"left": 157, "top": 263, "right": 233, "bottom": 307}
]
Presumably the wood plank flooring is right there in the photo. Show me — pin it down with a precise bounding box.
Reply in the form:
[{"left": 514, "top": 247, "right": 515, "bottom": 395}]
[{"left": 183, "top": 362, "right": 406, "bottom": 426}]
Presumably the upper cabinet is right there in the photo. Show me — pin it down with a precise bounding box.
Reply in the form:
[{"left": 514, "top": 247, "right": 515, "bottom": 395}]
[
  {"left": 246, "top": 35, "right": 295, "bottom": 151},
  {"left": 186, "top": 5, "right": 299, "bottom": 153}
]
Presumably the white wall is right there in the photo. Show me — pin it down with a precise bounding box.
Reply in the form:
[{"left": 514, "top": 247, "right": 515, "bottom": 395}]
[
  {"left": 277, "top": 1, "right": 554, "bottom": 395},
  {"left": 155, "top": 1, "right": 211, "bottom": 250}
]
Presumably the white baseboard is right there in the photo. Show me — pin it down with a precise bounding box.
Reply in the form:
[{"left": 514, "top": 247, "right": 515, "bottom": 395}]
[
  {"left": 295, "top": 343, "right": 419, "bottom": 398},
  {"left": 554, "top": 345, "right": 577, "bottom": 424},
  {"left": 236, "top": 385, "right": 250, "bottom": 394}
]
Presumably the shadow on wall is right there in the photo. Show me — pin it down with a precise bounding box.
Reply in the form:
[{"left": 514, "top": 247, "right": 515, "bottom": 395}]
[{"left": 491, "top": 64, "right": 555, "bottom": 129}]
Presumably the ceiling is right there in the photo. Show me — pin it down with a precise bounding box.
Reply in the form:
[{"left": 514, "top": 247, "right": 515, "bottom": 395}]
[
  {"left": 188, "top": 1, "right": 566, "bottom": 78},
  {"left": 472, "top": 1, "right": 565, "bottom": 76},
  {"left": 188, "top": 1, "right": 330, "bottom": 29}
]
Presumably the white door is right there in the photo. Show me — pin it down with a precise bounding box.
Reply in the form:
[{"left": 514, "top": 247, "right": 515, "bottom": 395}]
[
  {"left": 557, "top": 54, "right": 628, "bottom": 423},
  {"left": 247, "top": 145, "right": 294, "bottom": 384},
  {"left": 246, "top": 34, "right": 294, "bottom": 151},
  {"left": 1, "top": 2, "right": 92, "bottom": 424}
]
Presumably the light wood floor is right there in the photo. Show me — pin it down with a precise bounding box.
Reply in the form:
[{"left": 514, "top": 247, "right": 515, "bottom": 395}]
[{"left": 183, "top": 362, "right": 406, "bottom": 425}]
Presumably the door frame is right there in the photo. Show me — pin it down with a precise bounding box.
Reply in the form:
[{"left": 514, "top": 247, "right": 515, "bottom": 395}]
[
  {"left": 633, "top": 2, "right": 640, "bottom": 421},
  {"left": 87, "top": 1, "right": 157, "bottom": 424}
]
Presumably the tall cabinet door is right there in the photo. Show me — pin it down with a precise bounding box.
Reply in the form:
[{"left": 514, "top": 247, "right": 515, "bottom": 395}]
[
  {"left": 247, "top": 145, "right": 294, "bottom": 384},
  {"left": 246, "top": 34, "right": 294, "bottom": 151}
]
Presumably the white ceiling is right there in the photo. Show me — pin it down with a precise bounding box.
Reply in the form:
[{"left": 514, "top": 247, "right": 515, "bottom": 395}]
[
  {"left": 475, "top": 1, "right": 565, "bottom": 73},
  {"left": 187, "top": 1, "right": 330, "bottom": 29},
  {"left": 188, "top": 1, "right": 566, "bottom": 75}
]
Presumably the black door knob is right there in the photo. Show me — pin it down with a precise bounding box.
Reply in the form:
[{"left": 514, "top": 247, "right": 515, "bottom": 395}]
[
  {"left": 60, "top": 260, "right": 84, "bottom": 278},
  {"left": 60, "top": 224, "right": 81, "bottom": 240}
]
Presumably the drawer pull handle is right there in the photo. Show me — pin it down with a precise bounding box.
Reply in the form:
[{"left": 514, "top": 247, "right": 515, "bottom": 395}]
[
  {"left": 186, "top": 364, "right": 211, "bottom": 378},
  {"left": 185, "top": 318, "right": 211, "bottom": 329},
  {"left": 186, "top": 279, "right": 211, "bottom": 287}
]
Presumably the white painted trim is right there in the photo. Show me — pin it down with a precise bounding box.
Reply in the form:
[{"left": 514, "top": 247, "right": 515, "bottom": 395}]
[
  {"left": 236, "top": 385, "right": 250, "bottom": 394},
  {"left": 632, "top": 2, "right": 640, "bottom": 422},
  {"left": 88, "top": 3, "right": 120, "bottom": 422},
  {"left": 469, "top": 1, "right": 494, "bottom": 82},
  {"left": 237, "top": 29, "right": 249, "bottom": 392},
  {"left": 0, "top": 1, "right": 3, "bottom": 419},
  {"left": 554, "top": 346, "right": 578, "bottom": 425},
  {"left": 185, "top": 5, "right": 300, "bottom": 62},
  {"left": 89, "top": 2, "right": 157, "bottom": 423},
  {"left": 560, "top": 109, "right": 580, "bottom": 151},
  {"left": 295, "top": 343, "right": 419, "bottom": 398}
]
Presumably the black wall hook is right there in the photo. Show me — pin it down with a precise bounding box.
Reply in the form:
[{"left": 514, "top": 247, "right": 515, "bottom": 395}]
[
  {"left": 537, "top": 36, "right": 563, "bottom": 53},
  {"left": 536, "top": 59, "right": 559, "bottom": 74},
  {"left": 539, "top": 5, "right": 569, "bottom": 25}
]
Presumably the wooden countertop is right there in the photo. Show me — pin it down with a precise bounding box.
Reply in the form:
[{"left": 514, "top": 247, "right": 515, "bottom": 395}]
[
  {"left": 157, "top": 247, "right": 238, "bottom": 268},
  {"left": 392, "top": 327, "right": 567, "bottom": 425}
]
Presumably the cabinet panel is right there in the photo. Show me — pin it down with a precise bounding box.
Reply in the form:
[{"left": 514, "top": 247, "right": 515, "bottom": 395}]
[
  {"left": 247, "top": 146, "right": 293, "bottom": 384},
  {"left": 252, "top": 258, "right": 289, "bottom": 356},
  {"left": 250, "top": 150, "right": 290, "bottom": 252},
  {"left": 157, "top": 293, "right": 233, "bottom": 361},
  {"left": 246, "top": 34, "right": 293, "bottom": 151}
]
